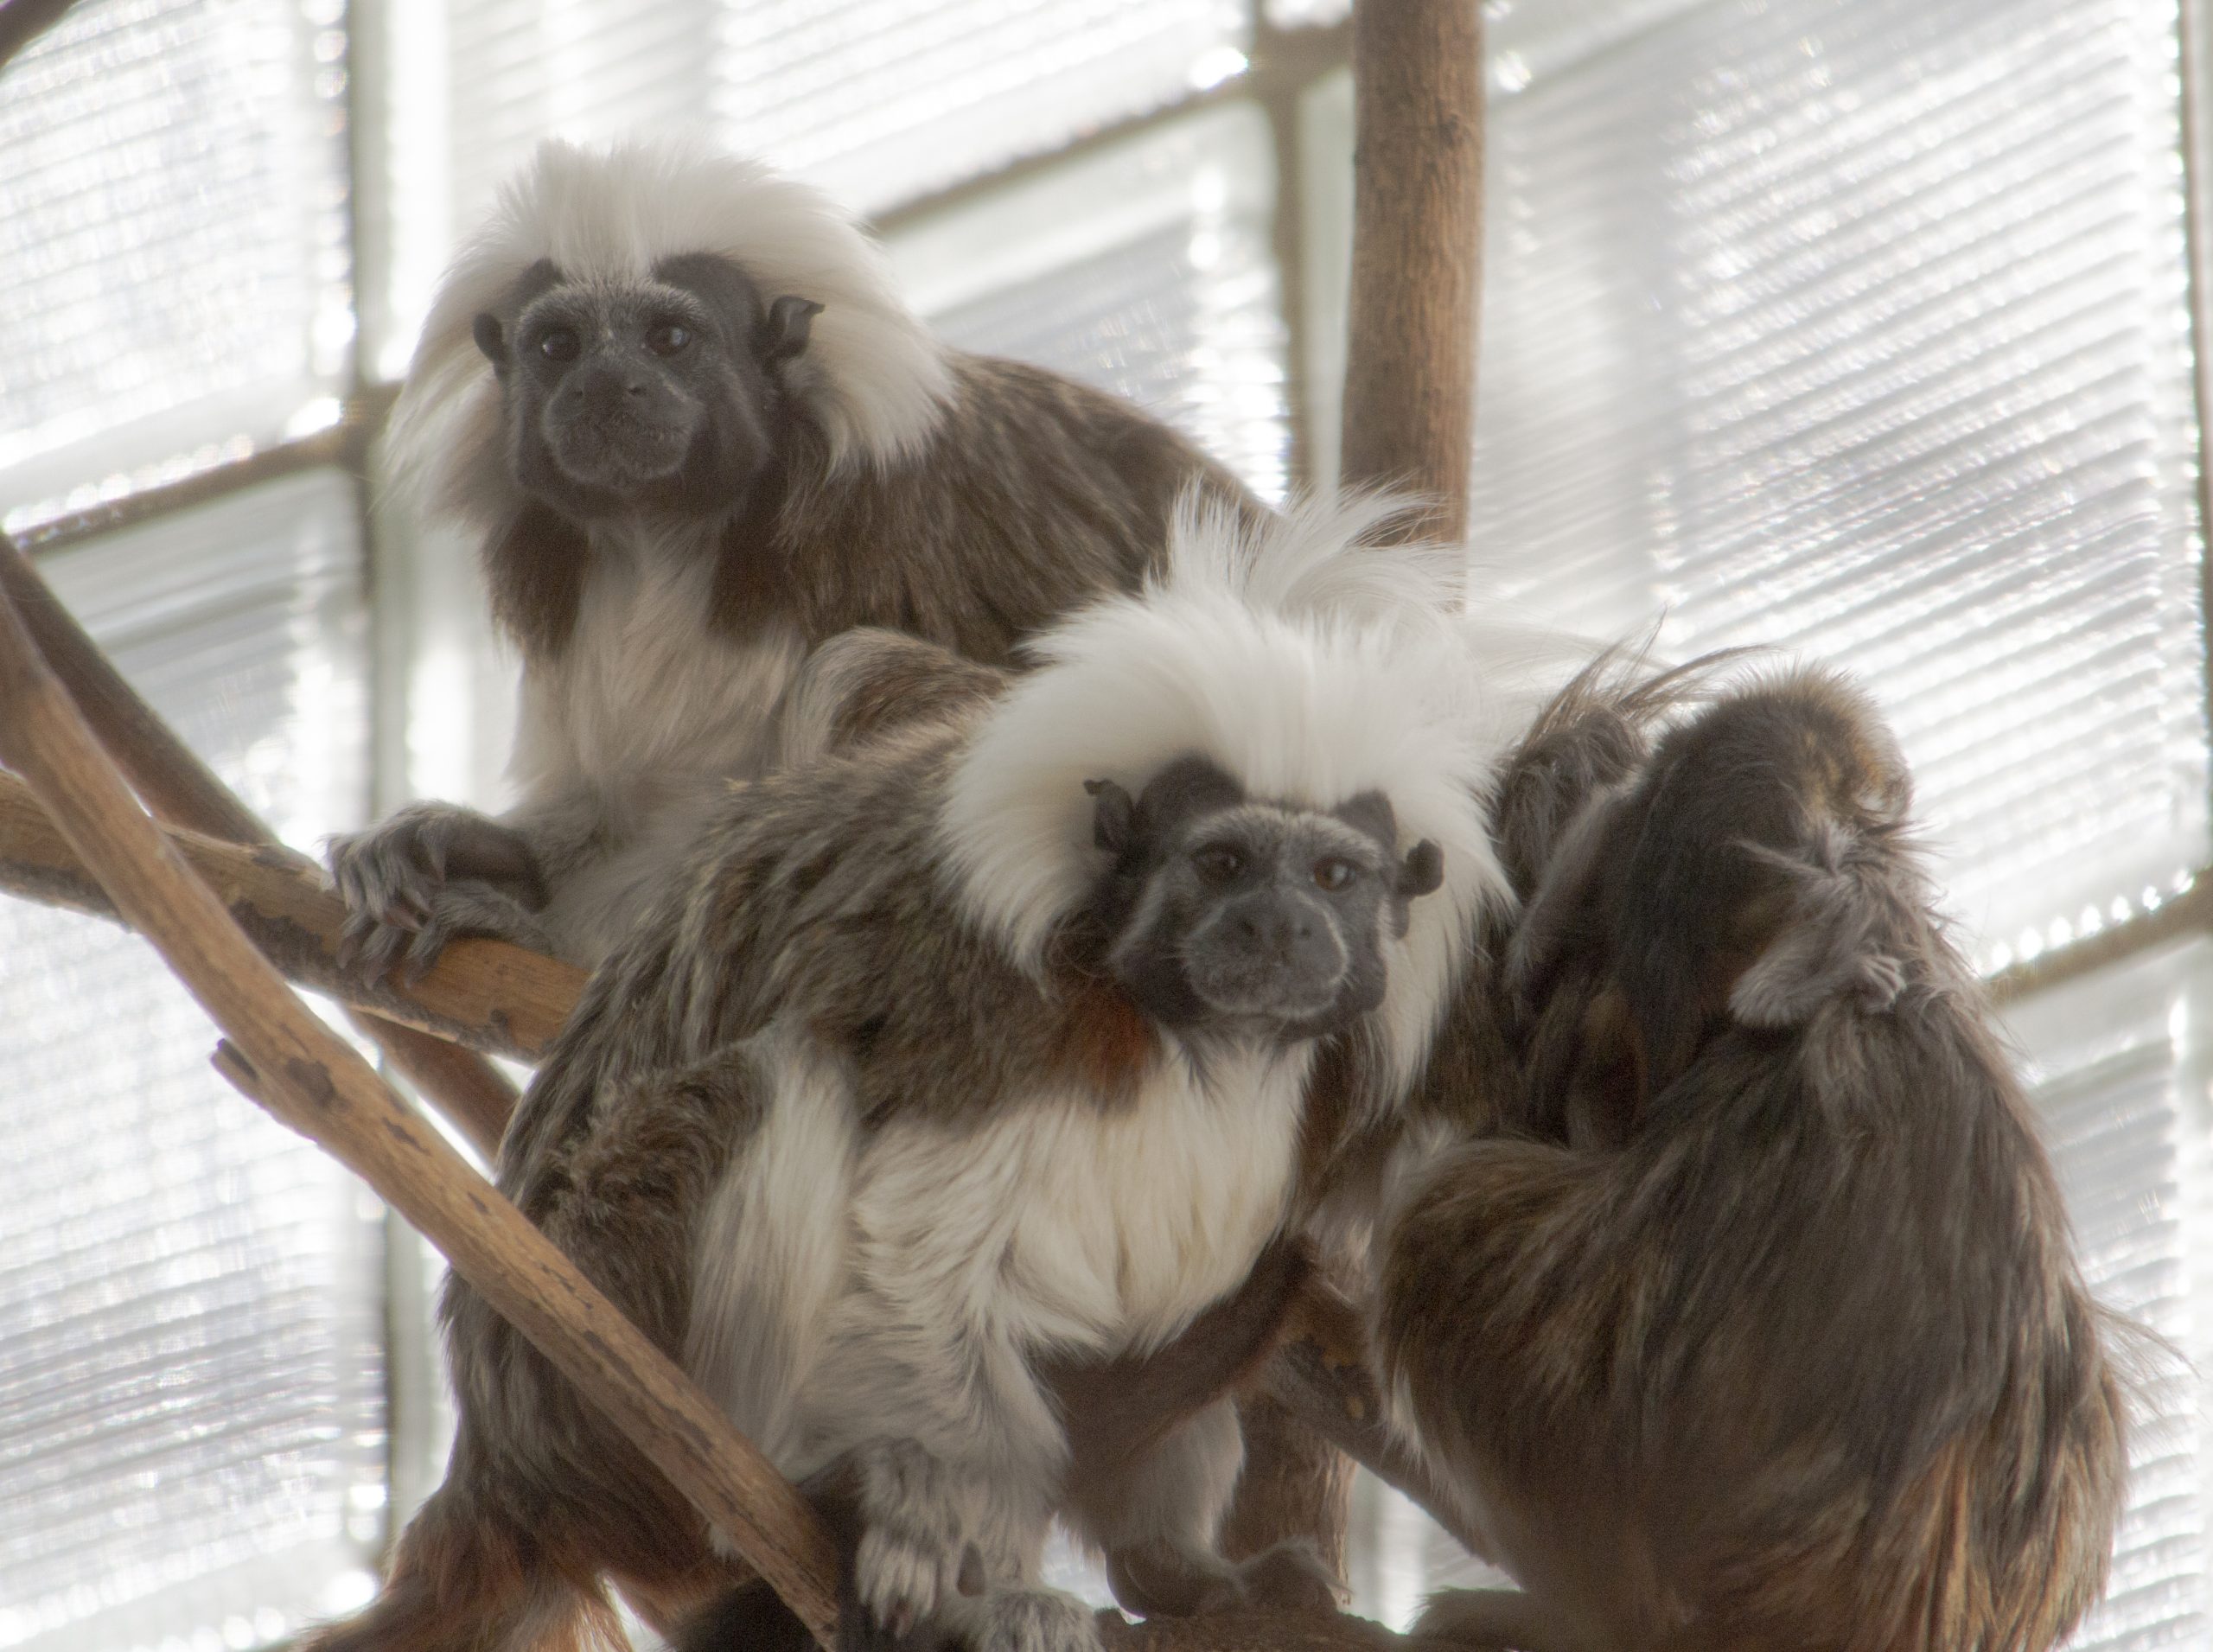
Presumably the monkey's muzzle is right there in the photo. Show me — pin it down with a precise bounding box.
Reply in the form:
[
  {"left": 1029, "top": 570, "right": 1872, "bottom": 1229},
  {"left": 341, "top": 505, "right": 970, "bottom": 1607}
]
[
  {"left": 1183, "top": 890, "right": 1354, "bottom": 1024},
  {"left": 547, "top": 372, "right": 697, "bottom": 488}
]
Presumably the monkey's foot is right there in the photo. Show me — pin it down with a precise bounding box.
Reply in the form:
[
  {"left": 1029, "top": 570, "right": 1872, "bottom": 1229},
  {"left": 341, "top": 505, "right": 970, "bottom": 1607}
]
[
  {"left": 947, "top": 1586, "right": 1102, "bottom": 1652},
  {"left": 1214, "top": 1539, "right": 1345, "bottom": 1616},
  {"left": 1108, "top": 1537, "right": 1343, "bottom": 1620},
  {"left": 851, "top": 1442, "right": 982, "bottom": 1639}
]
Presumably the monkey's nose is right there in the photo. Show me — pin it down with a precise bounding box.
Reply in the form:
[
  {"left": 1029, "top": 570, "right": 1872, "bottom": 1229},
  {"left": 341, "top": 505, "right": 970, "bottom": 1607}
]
[{"left": 1227, "top": 896, "right": 1319, "bottom": 959}]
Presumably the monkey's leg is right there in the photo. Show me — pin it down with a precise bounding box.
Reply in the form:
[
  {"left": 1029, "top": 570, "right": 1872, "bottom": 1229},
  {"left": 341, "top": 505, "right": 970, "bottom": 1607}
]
[
  {"left": 837, "top": 1349, "right": 1096, "bottom": 1652},
  {"left": 1073, "top": 1398, "right": 1342, "bottom": 1620},
  {"left": 399, "top": 1048, "right": 769, "bottom": 1649},
  {"left": 329, "top": 799, "right": 558, "bottom": 979},
  {"left": 296, "top": 1450, "right": 624, "bottom": 1652}
]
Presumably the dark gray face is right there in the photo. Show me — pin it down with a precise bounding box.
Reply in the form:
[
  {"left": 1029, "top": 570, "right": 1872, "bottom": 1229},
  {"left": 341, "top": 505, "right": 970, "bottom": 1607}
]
[
  {"left": 1087, "top": 756, "right": 1445, "bottom": 1044},
  {"left": 472, "top": 253, "right": 820, "bottom": 519}
]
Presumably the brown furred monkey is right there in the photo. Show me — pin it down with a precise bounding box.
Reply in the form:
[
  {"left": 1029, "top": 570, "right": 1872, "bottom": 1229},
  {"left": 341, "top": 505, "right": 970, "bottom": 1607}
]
[
  {"left": 329, "top": 136, "right": 1264, "bottom": 979},
  {"left": 303, "top": 501, "right": 1540, "bottom": 1652},
  {"left": 1377, "top": 667, "right": 2128, "bottom": 1652}
]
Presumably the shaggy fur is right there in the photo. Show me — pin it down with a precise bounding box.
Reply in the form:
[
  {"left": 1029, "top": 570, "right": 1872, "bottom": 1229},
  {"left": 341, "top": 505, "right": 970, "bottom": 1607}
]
[
  {"left": 1375, "top": 666, "right": 2129, "bottom": 1652},
  {"left": 332, "top": 136, "right": 1264, "bottom": 973},
  {"left": 305, "top": 501, "right": 1530, "bottom": 1652}
]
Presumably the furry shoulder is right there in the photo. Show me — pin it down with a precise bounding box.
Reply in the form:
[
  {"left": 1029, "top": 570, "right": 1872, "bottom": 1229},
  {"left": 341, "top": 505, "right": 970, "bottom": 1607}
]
[{"left": 386, "top": 136, "right": 953, "bottom": 523}]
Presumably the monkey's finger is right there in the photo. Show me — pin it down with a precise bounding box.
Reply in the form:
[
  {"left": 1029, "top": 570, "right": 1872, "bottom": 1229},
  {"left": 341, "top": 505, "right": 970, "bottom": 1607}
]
[
  {"left": 854, "top": 1529, "right": 954, "bottom": 1638},
  {"left": 327, "top": 836, "right": 373, "bottom": 914},
  {"left": 341, "top": 913, "right": 413, "bottom": 985},
  {"left": 399, "top": 914, "right": 467, "bottom": 986}
]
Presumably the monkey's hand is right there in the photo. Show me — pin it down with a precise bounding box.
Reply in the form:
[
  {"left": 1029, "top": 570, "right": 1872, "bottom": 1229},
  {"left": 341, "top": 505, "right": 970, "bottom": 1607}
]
[{"left": 328, "top": 802, "right": 555, "bottom": 982}]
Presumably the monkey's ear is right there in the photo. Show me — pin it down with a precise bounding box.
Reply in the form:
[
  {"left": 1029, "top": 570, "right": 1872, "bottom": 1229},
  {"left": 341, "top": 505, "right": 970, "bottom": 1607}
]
[
  {"left": 1398, "top": 840, "right": 1445, "bottom": 900},
  {"left": 1086, "top": 778, "right": 1135, "bottom": 855},
  {"left": 757, "top": 296, "right": 823, "bottom": 367},
  {"left": 472, "top": 313, "right": 510, "bottom": 372}
]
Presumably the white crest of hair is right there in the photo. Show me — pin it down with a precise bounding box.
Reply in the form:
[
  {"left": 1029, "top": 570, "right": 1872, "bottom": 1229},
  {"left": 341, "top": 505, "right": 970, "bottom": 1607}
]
[
  {"left": 939, "top": 491, "right": 1566, "bottom": 1094},
  {"left": 1163, "top": 486, "right": 1468, "bottom": 627},
  {"left": 385, "top": 132, "right": 953, "bottom": 523}
]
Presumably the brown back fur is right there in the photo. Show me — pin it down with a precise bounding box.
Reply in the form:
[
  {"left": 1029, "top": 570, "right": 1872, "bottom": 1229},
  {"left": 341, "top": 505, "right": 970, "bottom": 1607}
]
[{"left": 1378, "top": 667, "right": 2127, "bottom": 1652}]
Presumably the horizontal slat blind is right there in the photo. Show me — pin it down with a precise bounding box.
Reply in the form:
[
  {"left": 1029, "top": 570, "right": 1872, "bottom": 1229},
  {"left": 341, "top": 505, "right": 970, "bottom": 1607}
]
[
  {"left": 0, "top": 0, "right": 353, "bottom": 532},
  {"left": 368, "top": 0, "right": 1250, "bottom": 377},
  {"left": 0, "top": 473, "right": 382, "bottom": 1652},
  {"left": 896, "top": 105, "right": 1291, "bottom": 504},
  {"left": 1463, "top": 0, "right": 2208, "bottom": 967},
  {"left": 2009, "top": 946, "right": 2213, "bottom": 1649}
]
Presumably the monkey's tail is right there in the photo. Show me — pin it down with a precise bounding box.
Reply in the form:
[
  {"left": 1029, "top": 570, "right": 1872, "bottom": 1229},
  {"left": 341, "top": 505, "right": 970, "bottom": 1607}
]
[{"left": 296, "top": 1477, "right": 625, "bottom": 1652}]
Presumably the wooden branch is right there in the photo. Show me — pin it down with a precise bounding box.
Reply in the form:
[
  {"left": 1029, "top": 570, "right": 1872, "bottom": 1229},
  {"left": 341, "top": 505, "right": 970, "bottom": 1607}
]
[
  {"left": 0, "top": 536, "right": 524, "bottom": 1157},
  {"left": 0, "top": 578, "right": 841, "bottom": 1646},
  {"left": 0, "top": 769, "right": 581, "bottom": 1071},
  {"left": 1338, "top": 0, "right": 1487, "bottom": 542}
]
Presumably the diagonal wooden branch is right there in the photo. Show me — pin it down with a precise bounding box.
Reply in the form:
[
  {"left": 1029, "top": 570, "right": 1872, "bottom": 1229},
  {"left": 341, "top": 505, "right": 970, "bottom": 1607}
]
[
  {"left": 1, "top": 534, "right": 524, "bottom": 1158},
  {"left": 0, "top": 578, "right": 841, "bottom": 1648}
]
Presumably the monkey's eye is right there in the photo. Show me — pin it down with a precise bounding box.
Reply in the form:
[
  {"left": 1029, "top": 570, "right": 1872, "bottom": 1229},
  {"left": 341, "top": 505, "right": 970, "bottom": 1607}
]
[
  {"left": 1194, "top": 845, "right": 1246, "bottom": 884},
  {"left": 646, "top": 322, "right": 692, "bottom": 356},
  {"left": 1313, "top": 857, "right": 1358, "bottom": 892},
  {"left": 537, "top": 327, "right": 581, "bottom": 362}
]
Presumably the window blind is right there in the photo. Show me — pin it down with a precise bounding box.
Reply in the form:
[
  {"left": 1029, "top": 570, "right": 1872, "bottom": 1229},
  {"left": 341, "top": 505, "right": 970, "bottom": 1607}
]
[
  {"left": 366, "top": 0, "right": 1251, "bottom": 380},
  {"left": 2009, "top": 944, "right": 2213, "bottom": 1649},
  {"left": 1454, "top": 0, "right": 2208, "bottom": 969},
  {"left": 0, "top": 473, "right": 382, "bottom": 1652},
  {"left": 0, "top": 0, "right": 354, "bottom": 532},
  {"left": 893, "top": 104, "right": 1291, "bottom": 504}
]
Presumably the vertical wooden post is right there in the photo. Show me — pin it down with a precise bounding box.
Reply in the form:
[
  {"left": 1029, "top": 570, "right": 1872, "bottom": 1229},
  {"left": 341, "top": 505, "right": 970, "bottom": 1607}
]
[
  {"left": 1228, "top": 0, "right": 1488, "bottom": 1579},
  {"left": 1338, "top": 1, "right": 1487, "bottom": 541}
]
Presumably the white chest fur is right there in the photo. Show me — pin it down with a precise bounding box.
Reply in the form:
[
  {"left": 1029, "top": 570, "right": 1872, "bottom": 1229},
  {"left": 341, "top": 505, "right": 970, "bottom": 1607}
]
[
  {"left": 850, "top": 1043, "right": 1312, "bottom": 1359},
  {"left": 685, "top": 1034, "right": 1315, "bottom": 1485},
  {"left": 507, "top": 520, "right": 805, "bottom": 960},
  {"left": 517, "top": 520, "right": 804, "bottom": 814}
]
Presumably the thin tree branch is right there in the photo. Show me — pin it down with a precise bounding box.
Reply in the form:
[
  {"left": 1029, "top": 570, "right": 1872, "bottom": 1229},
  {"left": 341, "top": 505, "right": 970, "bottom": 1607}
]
[{"left": 0, "top": 577, "right": 841, "bottom": 1646}]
